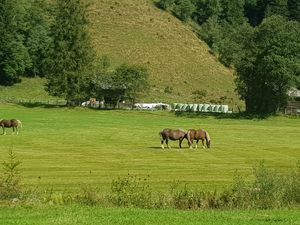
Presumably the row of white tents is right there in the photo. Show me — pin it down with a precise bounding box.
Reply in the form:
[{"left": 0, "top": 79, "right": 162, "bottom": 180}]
[
  {"left": 134, "top": 102, "right": 230, "bottom": 113},
  {"left": 172, "top": 103, "right": 230, "bottom": 113},
  {"left": 82, "top": 100, "right": 231, "bottom": 113}
]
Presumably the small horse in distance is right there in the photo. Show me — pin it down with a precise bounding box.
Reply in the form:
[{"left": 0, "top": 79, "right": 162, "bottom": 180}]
[
  {"left": 187, "top": 129, "right": 211, "bottom": 149},
  {"left": 0, "top": 119, "right": 22, "bottom": 135},
  {"left": 159, "top": 128, "right": 187, "bottom": 149}
]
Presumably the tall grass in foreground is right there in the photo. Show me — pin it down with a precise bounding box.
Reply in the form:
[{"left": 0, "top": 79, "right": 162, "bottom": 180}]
[{"left": 0, "top": 150, "right": 299, "bottom": 209}]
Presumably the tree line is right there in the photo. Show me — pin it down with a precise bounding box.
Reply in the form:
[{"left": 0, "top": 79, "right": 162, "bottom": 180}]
[
  {"left": 157, "top": 0, "right": 300, "bottom": 114},
  {"left": 1, "top": 0, "right": 299, "bottom": 113},
  {"left": 0, "top": 0, "right": 149, "bottom": 106}
]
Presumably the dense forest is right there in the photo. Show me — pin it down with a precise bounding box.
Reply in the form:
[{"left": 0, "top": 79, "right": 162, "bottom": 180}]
[
  {"left": 0, "top": 0, "right": 299, "bottom": 113},
  {"left": 157, "top": 0, "right": 300, "bottom": 113}
]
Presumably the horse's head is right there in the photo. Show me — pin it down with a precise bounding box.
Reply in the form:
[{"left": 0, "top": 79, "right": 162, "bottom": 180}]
[
  {"left": 204, "top": 130, "right": 211, "bottom": 148},
  {"left": 206, "top": 139, "right": 211, "bottom": 148}
]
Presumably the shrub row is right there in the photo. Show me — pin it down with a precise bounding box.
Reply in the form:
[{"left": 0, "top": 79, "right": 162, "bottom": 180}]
[{"left": 0, "top": 151, "right": 299, "bottom": 209}]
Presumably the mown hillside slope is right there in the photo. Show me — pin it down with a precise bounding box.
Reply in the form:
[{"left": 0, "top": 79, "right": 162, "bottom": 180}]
[{"left": 88, "top": 0, "right": 239, "bottom": 106}]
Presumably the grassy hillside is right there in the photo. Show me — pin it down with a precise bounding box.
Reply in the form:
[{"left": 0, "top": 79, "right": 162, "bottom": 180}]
[
  {"left": 0, "top": 77, "right": 62, "bottom": 103},
  {"left": 88, "top": 0, "right": 239, "bottom": 105}
]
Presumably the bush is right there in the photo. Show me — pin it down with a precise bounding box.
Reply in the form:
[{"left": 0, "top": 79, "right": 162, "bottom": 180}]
[
  {"left": 0, "top": 149, "right": 22, "bottom": 200},
  {"left": 75, "top": 185, "right": 102, "bottom": 206},
  {"left": 109, "top": 174, "right": 153, "bottom": 208},
  {"left": 192, "top": 89, "right": 207, "bottom": 101},
  {"left": 230, "top": 161, "right": 300, "bottom": 209}
]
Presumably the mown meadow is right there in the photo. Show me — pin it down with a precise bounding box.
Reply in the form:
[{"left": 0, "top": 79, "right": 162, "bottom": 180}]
[
  {"left": 0, "top": 103, "right": 299, "bottom": 224},
  {"left": 0, "top": 103, "right": 299, "bottom": 192}
]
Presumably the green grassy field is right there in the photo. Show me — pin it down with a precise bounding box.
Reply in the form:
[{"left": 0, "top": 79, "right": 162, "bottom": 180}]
[
  {"left": 0, "top": 205, "right": 299, "bottom": 225},
  {"left": 0, "top": 103, "right": 299, "bottom": 193}
]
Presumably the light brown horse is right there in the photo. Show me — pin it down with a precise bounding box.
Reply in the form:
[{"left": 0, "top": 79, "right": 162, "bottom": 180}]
[
  {"left": 159, "top": 128, "right": 187, "bottom": 149},
  {"left": 187, "top": 129, "right": 211, "bottom": 149},
  {"left": 0, "top": 119, "right": 22, "bottom": 135}
]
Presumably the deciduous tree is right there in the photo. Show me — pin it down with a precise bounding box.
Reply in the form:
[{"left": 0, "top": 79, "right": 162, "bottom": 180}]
[
  {"left": 235, "top": 16, "right": 300, "bottom": 114},
  {"left": 0, "top": 0, "right": 31, "bottom": 85}
]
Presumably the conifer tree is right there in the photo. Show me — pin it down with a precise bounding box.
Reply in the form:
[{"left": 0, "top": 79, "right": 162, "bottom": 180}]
[{"left": 45, "top": 0, "right": 94, "bottom": 105}]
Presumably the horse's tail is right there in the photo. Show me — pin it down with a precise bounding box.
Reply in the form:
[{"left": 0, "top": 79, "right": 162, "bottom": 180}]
[
  {"left": 204, "top": 130, "right": 211, "bottom": 148},
  {"left": 187, "top": 130, "right": 192, "bottom": 147},
  {"left": 17, "top": 120, "right": 22, "bottom": 128}
]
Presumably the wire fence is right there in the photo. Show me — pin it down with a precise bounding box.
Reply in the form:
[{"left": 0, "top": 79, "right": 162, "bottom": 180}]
[{"left": 0, "top": 98, "right": 67, "bottom": 106}]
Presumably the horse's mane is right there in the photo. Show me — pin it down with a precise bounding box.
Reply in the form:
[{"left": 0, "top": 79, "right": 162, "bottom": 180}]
[
  {"left": 205, "top": 130, "right": 211, "bottom": 142},
  {"left": 178, "top": 128, "right": 186, "bottom": 132}
]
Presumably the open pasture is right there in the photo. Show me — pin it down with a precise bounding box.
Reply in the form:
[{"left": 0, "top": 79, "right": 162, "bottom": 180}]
[{"left": 0, "top": 103, "right": 299, "bottom": 193}]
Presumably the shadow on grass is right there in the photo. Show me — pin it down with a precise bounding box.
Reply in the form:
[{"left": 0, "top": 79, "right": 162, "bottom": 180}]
[
  {"left": 17, "top": 102, "right": 121, "bottom": 110},
  {"left": 173, "top": 111, "right": 275, "bottom": 120},
  {"left": 17, "top": 102, "right": 67, "bottom": 108},
  {"left": 147, "top": 146, "right": 191, "bottom": 150}
]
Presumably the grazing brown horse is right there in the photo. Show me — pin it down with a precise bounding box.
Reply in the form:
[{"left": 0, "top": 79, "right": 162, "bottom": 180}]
[
  {"left": 187, "top": 129, "right": 211, "bottom": 149},
  {"left": 159, "top": 128, "right": 187, "bottom": 149},
  {"left": 0, "top": 119, "right": 22, "bottom": 135}
]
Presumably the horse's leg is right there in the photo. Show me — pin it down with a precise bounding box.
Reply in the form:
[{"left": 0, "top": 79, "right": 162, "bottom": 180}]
[
  {"left": 166, "top": 139, "right": 171, "bottom": 149},
  {"left": 196, "top": 140, "right": 199, "bottom": 149},
  {"left": 179, "top": 138, "right": 183, "bottom": 148},
  {"left": 202, "top": 139, "right": 206, "bottom": 149},
  {"left": 2, "top": 126, "right": 6, "bottom": 135},
  {"left": 189, "top": 139, "right": 193, "bottom": 149},
  {"left": 161, "top": 139, "right": 165, "bottom": 149}
]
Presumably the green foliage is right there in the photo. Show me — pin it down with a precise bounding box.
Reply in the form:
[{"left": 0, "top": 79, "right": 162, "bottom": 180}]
[
  {"left": 200, "top": 16, "right": 223, "bottom": 51},
  {"left": 192, "top": 0, "right": 222, "bottom": 24},
  {"left": 235, "top": 16, "right": 300, "bottom": 114},
  {"left": 110, "top": 174, "right": 153, "bottom": 208},
  {"left": 231, "top": 161, "right": 300, "bottom": 209},
  {"left": 288, "top": 0, "right": 300, "bottom": 22},
  {"left": 24, "top": 0, "right": 52, "bottom": 77},
  {"left": 85, "top": 58, "right": 149, "bottom": 108},
  {"left": 219, "top": 0, "right": 247, "bottom": 25},
  {"left": 173, "top": 0, "right": 195, "bottom": 21},
  {"left": 0, "top": 0, "right": 31, "bottom": 85},
  {"left": 218, "top": 22, "right": 254, "bottom": 67},
  {"left": 74, "top": 185, "right": 102, "bottom": 206},
  {"left": 264, "top": 0, "right": 289, "bottom": 18},
  {"left": 45, "top": 0, "right": 94, "bottom": 105},
  {"left": 0, "top": 149, "right": 22, "bottom": 200},
  {"left": 113, "top": 63, "right": 150, "bottom": 104},
  {"left": 157, "top": 0, "right": 175, "bottom": 10}
]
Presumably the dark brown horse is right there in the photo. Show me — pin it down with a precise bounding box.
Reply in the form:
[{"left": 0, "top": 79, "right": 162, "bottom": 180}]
[
  {"left": 187, "top": 129, "right": 211, "bottom": 149},
  {"left": 0, "top": 119, "right": 22, "bottom": 135},
  {"left": 159, "top": 128, "right": 187, "bottom": 149}
]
